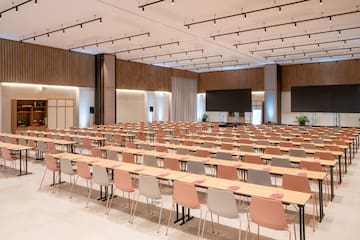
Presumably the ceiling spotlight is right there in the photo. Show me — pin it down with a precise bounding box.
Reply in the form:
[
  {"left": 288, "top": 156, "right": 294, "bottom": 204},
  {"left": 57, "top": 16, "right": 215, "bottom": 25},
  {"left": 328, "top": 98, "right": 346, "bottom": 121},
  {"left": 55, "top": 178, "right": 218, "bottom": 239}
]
[
  {"left": 187, "top": 25, "right": 190, "bottom": 29},
  {"left": 320, "top": 0, "right": 323, "bottom": 4},
  {"left": 99, "top": 18, "right": 102, "bottom": 23},
  {"left": 47, "top": 33, "right": 49, "bottom": 37},
  {"left": 171, "top": 0, "right": 175, "bottom": 5},
  {"left": 308, "top": 34, "right": 311, "bottom": 38},
  {"left": 34, "top": 0, "right": 38, "bottom": 4},
  {"left": 147, "top": 33, "right": 151, "bottom": 37},
  {"left": 264, "top": 27, "right": 267, "bottom": 32},
  {"left": 338, "top": 30, "right": 341, "bottom": 34},
  {"left": 329, "top": 16, "right": 332, "bottom": 21},
  {"left": 278, "top": 6, "right": 281, "bottom": 12},
  {"left": 33, "top": 37, "right": 35, "bottom": 41},
  {"left": 244, "top": 13, "right": 247, "bottom": 18},
  {"left": 80, "top": 24, "right": 83, "bottom": 28},
  {"left": 142, "top": 7, "right": 145, "bottom": 11},
  {"left": 294, "top": 22, "right": 297, "bottom": 27},
  {"left": 344, "top": 40, "right": 347, "bottom": 44},
  {"left": 213, "top": 36, "right": 216, "bottom": 40},
  {"left": 15, "top": 6, "right": 18, "bottom": 11}
]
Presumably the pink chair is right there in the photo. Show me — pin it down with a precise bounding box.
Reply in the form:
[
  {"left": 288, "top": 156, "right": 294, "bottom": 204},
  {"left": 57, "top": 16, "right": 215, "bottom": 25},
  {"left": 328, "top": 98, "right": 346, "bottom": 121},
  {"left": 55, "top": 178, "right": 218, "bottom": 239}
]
[
  {"left": 81, "top": 137, "right": 93, "bottom": 154},
  {"left": 91, "top": 147, "right": 103, "bottom": 158},
  {"left": 221, "top": 143, "right": 233, "bottom": 150},
  {"left": 75, "top": 161, "right": 93, "bottom": 207},
  {"left": 217, "top": 165, "right": 238, "bottom": 180},
  {"left": 122, "top": 152, "right": 135, "bottom": 164},
  {"left": 106, "top": 169, "right": 137, "bottom": 218},
  {"left": 195, "top": 149, "right": 210, "bottom": 158},
  {"left": 264, "top": 147, "right": 282, "bottom": 155},
  {"left": 166, "top": 181, "right": 205, "bottom": 237},
  {"left": 155, "top": 145, "right": 168, "bottom": 153},
  {"left": 246, "top": 196, "right": 296, "bottom": 240},
  {"left": 1, "top": 147, "right": 20, "bottom": 173},
  {"left": 125, "top": 142, "right": 137, "bottom": 149},
  {"left": 39, "top": 155, "right": 60, "bottom": 192},
  {"left": 47, "top": 142, "right": 61, "bottom": 154},
  {"left": 243, "top": 155, "right": 264, "bottom": 165},
  {"left": 163, "top": 158, "right": 180, "bottom": 171}
]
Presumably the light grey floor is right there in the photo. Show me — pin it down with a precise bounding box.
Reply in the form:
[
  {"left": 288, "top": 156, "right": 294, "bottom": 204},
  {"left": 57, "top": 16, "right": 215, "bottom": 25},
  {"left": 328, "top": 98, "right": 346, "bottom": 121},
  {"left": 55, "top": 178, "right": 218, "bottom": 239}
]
[{"left": 0, "top": 151, "right": 359, "bottom": 240}]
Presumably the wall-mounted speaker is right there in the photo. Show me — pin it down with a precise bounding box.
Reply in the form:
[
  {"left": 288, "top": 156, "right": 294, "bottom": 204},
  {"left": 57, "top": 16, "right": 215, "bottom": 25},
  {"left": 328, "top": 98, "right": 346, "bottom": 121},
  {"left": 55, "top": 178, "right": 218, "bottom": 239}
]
[
  {"left": 90, "top": 107, "right": 95, "bottom": 114},
  {"left": 149, "top": 106, "right": 154, "bottom": 112}
]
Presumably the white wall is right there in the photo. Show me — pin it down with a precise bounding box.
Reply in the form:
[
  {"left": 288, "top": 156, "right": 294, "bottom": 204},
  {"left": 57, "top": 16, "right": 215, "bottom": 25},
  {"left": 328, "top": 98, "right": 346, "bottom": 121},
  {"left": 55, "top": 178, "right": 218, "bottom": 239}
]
[
  {"left": 116, "top": 90, "right": 147, "bottom": 123},
  {"left": 78, "top": 87, "right": 95, "bottom": 128},
  {"left": 281, "top": 91, "right": 360, "bottom": 127},
  {"left": 0, "top": 83, "right": 79, "bottom": 133}
]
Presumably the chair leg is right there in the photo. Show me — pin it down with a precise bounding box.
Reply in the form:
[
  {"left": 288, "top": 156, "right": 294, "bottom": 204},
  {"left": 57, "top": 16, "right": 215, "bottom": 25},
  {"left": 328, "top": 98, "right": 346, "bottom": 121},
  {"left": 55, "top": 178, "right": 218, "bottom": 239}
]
[
  {"left": 107, "top": 188, "right": 117, "bottom": 215},
  {"left": 39, "top": 168, "right": 48, "bottom": 190},
  {"left": 197, "top": 209, "right": 203, "bottom": 238},
  {"left": 131, "top": 193, "right": 141, "bottom": 224},
  {"left": 201, "top": 210, "right": 209, "bottom": 239},
  {"left": 157, "top": 200, "right": 163, "bottom": 233},
  {"left": 86, "top": 180, "right": 93, "bottom": 208},
  {"left": 238, "top": 218, "right": 242, "bottom": 240},
  {"left": 166, "top": 201, "right": 175, "bottom": 236}
]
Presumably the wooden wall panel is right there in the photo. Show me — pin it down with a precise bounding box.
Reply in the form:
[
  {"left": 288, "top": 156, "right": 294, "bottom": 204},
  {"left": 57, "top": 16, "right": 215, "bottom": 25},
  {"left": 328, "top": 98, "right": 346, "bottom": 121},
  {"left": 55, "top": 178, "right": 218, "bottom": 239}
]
[
  {"left": 0, "top": 38, "right": 95, "bottom": 87},
  {"left": 281, "top": 59, "right": 360, "bottom": 91},
  {"left": 172, "top": 69, "right": 199, "bottom": 80},
  {"left": 198, "top": 67, "right": 264, "bottom": 93},
  {"left": 116, "top": 59, "right": 174, "bottom": 91}
]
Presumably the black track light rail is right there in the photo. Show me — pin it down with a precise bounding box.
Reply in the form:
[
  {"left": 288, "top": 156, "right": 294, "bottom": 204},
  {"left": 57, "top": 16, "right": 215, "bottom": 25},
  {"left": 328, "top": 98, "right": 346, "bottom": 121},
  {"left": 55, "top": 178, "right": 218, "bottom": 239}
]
[
  {"left": 129, "top": 49, "right": 204, "bottom": 60},
  {"left": 156, "top": 54, "right": 223, "bottom": 64},
  {"left": 138, "top": 0, "right": 166, "bottom": 10},
  {"left": 177, "top": 59, "right": 239, "bottom": 68},
  {"left": 275, "top": 52, "right": 360, "bottom": 63},
  {"left": 187, "top": 63, "right": 247, "bottom": 71},
  {"left": 114, "top": 41, "right": 179, "bottom": 54},
  {"left": 0, "top": 0, "right": 36, "bottom": 18}
]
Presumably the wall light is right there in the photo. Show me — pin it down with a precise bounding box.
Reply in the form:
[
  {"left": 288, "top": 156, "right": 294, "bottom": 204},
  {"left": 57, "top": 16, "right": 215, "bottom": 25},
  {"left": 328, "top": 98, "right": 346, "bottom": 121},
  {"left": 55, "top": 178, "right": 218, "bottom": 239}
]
[
  {"left": 116, "top": 89, "right": 146, "bottom": 93},
  {"left": 1, "top": 82, "right": 78, "bottom": 90}
]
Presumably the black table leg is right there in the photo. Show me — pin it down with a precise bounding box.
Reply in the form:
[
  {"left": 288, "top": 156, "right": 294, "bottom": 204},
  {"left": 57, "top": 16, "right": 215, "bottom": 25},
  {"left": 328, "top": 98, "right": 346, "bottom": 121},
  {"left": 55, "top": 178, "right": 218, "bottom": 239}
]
[
  {"left": 19, "top": 150, "right": 22, "bottom": 175},
  {"left": 330, "top": 166, "right": 334, "bottom": 201},
  {"left": 318, "top": 179, "right": 324, "bottom": 222},
  {"left": 298, "top": 205, "right": 306, "bottom": 240},
  {"left": 338, "top": 156, "right": 342, "bottom": 184}
]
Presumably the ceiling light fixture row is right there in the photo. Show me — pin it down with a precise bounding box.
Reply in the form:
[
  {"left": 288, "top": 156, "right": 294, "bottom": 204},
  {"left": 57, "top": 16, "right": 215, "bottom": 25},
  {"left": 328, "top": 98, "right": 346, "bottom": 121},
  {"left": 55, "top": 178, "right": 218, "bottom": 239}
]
[
  {"left": 0, "top": 0, "right": 37, "bottom": 19},
  {"left": 188, "top": 63, "right": 248, "bottom": 71},
  {"left": 234, "top": 26, "right": 360, "bottom": 47},
  {"left": 138, "top": 0, "right": 174, "bottom": 11},
  {"left": 184, "top": 0, "right": 310, "bottom": 29},
  {"left": 263, "top": 46, "right": 360, "bottom": 59},
  {"left": 274, "top": 52, "right": 360, "bottom": 63},
  {"left": 129, "top": 49, "right": 204, "bottom": 61},
  {"left": 177, "top": 59, "right": 240, "bottom": 68},
  {"left": 249, "top": 37, "right": 360, "bottom": 54},
  {"left": 155, "top": 54, "right": 223, "bottom": 64},
  {"left": 210, "top": 9, "right": 360, "bottom": 40},
  {"left": 20, "top": 17, "right": 102, "bottom": 42},
  {"left": 69, "top": 32, "right": 150, "bottom": 50},
  {"left": 114, "top": 41, "right": 179, "bottom": 54}
]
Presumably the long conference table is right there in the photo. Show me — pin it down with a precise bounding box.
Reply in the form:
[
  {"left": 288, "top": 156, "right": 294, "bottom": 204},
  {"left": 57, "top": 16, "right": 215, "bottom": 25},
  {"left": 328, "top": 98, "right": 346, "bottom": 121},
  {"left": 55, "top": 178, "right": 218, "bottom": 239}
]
[
  {"left": 52, "top": 152, "right": 311, "bottom": 240},
  {"left": 0, "top": 141, "right": 33, "bottom": 176}
]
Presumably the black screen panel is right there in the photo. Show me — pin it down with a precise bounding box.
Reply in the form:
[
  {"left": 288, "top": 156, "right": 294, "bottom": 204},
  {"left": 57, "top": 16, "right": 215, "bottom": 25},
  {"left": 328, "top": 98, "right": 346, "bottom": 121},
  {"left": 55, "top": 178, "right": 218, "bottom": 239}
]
[
  {"left": 291, "top": 84, "right": 360, "bottom": 113},
  {"left": 206, "top": 89, "right": 252, "bottom": 112}
]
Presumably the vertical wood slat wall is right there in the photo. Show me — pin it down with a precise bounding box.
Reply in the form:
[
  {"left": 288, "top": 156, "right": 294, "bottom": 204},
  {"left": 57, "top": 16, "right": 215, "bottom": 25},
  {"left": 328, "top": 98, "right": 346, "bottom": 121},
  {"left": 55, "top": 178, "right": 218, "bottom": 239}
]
[{"left": 0, "top": 38, "right": 95, "bottom": 87}]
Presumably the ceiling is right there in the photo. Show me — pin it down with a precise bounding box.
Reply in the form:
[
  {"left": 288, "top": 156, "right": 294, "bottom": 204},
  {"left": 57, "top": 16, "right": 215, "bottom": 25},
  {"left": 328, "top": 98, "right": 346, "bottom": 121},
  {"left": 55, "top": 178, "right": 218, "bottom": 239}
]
[{"left": 1, "top": 0, "right": 360, "bottom": 73}]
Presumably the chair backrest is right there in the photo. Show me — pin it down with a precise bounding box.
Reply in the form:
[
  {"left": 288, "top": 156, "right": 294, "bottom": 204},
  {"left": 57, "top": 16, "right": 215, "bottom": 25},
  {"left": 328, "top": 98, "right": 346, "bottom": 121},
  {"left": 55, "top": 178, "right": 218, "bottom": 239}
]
[
  {"left": 247, "top": 169, "right": 272, "bottom": 187},
  {"left": 143, "top": 155, "right": 158, "bottom": 167},
  {"left": 239, "top": 145, "right": 255, "bottom": 153},
  {"left": 38, "top": 141, "right": 47, "bottom": 152},
  {"left": 288, "top": 148, "right": 307, "bottom": 158},
  {"left": 114, "top": 169, "right": 134, "bottom": 192},
  {"left": 44, "top": 155, "right": 59, "bottom": 171},
  {"left": 170, "top": 139, "right": 180, "bottom": 145},
  {"left": 216, "top": 151, "right": 233, "bottom": 160},
  {"left": 217, "top": 165, "right": 238, "bottom": 180},
  {"left": 1, "top": 147, "right": 12, "bottom": 161},
  {"left": 195, "top": 149, "right": 210, "bottom": 158},
  {"left": 107, "top": 150, "right": 119, "bottom": 161},
  {"left": 243, "top": 155, "right": 263, "bottom": 165},
  {"left": 221, "top": 143, "right": 233, "bottom": 150},
  {"left": 173, "top": 181, "right": 200, "bottom": 208},
  {"left": 249, "top": 196, "right": 288, "bottom": 230},
  {"left": 239, "top": 138, "right": 252, "bottom": 144},
  {"left": 18, "top": 138, "right": 27, "bottom": 146},
  {"left": 82, "top": 138, "right": 92, "bottom": 149},
  {"left": 76, "top": 161, "right": 92, "bottom": 179},
  {"left": 125, "top": 142, "right": 137, "bottom": 149},
  {"left": 155, "top": 145, "right": 168, "bottom": 152},
  {"left": 176, "top": 148, "right": 190, "bottom": 155},
  {"left": 282, "top": 174, "right": 311, "bottom": 194},
  {"left": 264, "top": 147, "right": 282, "bottom": 155},
  {"left": 163, "top": 158, "right": 180, "bottom": 171},
  {"left": 314, "top": 151, "right": 334, "bottom": 160},
  {"left": 299, "top": 161, "right": 322, "bottom": 171},
  {"left": 183, "top": 140, "right": 194, "bottom": 146},
  {"left": 91, "top": 147, "right": 103, "bottom": 158},
  {"left": 202, "top": 141, "right": 214, "bottom": 148},
  {"left": 256, "top": 140, "right": 269, "bottom": 146},
  {"left": 187, "top": 161, "right": 205, "bottom": 175},
  {"left": 312, "top": 138, "right": 324, "bottom": 144},
  {"left": 207, "top": 188, "right": 239, "bottom": 218},
  {"left": 138, "top": 174, "right": 161, "bottom": 199},
  {"left": 279, "top": 142, "right": 295, "bottom": 148},
  {"left": 122, "top": 152, "right": 135, "bottom": 163},
  {"left": 271, "top": 157, "right": 293, "bottom": 168},
  {"left": 222, "top": 137, "right": 233, "bottom": 143},
  {"left": 302, "top": 143, "right": 316, "bottom": 149},
  {"left": 60, "top": 158, "right": 74, "bottom": 175},
  {"left": 92, "top": 165, "right": 110, "bottom": 186},
  {"left": 140, "top": 143, "right": 152, "bottom": 151}
]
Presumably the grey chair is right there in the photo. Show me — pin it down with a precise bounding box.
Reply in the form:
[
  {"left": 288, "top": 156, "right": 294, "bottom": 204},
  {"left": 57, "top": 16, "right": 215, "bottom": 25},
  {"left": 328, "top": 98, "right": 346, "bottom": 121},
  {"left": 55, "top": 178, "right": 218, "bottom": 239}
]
[
  {"left": 187, "top": 161, "right": 206, "bottom": 175},
  {"left": 239, "top": 145, "right": 255, "bottom": 153},
  {"left": 107, "top": 150, "right": 119, "bottom": 161},
  {"left": 216, "top": 151, "right": 233, "bottom": 160},
  {"left": 270, "top": 136, "right": 282, "bottom": 141},
  {"left": 202, "top": 142, "right": 215, "bottom": 148},
  {"left": 312, "top": 138, "right": 324, "bottom": 144},
  {"left": 302, "top": 143, "right": 316, "bottom": 149},
  {"left": 143, "top": 155, "right": 158, "bottom": 167},
  {"left": 271, "top": 157, "right": 293, "bottom": 168},
  {"left": 170, "top": 139, "right": 180, "bottom": 145},
  {"left": 289, "top": 149, "right": 307, "bottom": 158},
  {"left": 139, "top": 143, "right": 152, "bottom": 151},
  {"left": 257, "top": 140, "right": 270, "bottom": 146},
  {"left": 59, "top": 158, "right": 77, "bottom": 198},
  {"left": 176, "top": 148, "right": 190, "bottom": 155},
  {"left": 247, "top": 169, "right": 273, "bottom": 187},
  {"left": 222, "top": 137, "right": 233, "bottom": 143}
]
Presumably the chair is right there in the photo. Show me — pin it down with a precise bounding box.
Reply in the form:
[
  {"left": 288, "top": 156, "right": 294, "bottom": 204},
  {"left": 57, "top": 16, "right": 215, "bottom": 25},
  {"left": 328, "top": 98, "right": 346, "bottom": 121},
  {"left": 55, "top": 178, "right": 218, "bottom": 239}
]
[
  {"left": 221, "top": 143, "right": 233, "bottom": 150},
  {"left": 202, "top": 142, "right": 214, "bottom": 148},
  {"left": 1, "top": 147, "right": 20, "bottom": 173},
  {"left": 187, "top": 161, "right": 205, "bottom": 175},
  {"left": 312, "top": 138, "right": 324, "bottom": 144},
  {"left": 246, "top": 196, "right": 296, "bottom": 240},
  {"left": 155, "top": 145, "right": 168, "bottom": 153},
  {"left": 125, "top": 142, "right": 137, "bottom": 149},
  {"left": 279, "top": 142, "right": 296, "bottom": 148},
  {"left": 106, "top": 150, "right": 119, "bottom": 161},
  {"left": 140, "top": 143, "right": 152, "bottom": 151},
  {"left": 302, "top": 143, "right": 316, "bottom": 149},
  {"left": 75, "top": 161, "right": 93, "bottom": 206},
  {"left": 176, "top": 148, "right": 190, "bottom": 155},
  {"left": 271, "top": 157, "right": 293, "bottom": 168},
  {"left": 47, "top": 142, "right": 62, "bottom": 154},
  {"left": 87, "top": 165, "right": 113, "bottom": 213},
  {"left": 91, "top": 147, "right": 103, "bottom": 158},
  {"left": 289, "top": 148, "right": 307, "bottom": 158},
  {"left": 39, "top": 155, "right": 60, "bottom": 192},
  {"left": 59, "top": 158, "right": 77, "bottom": 198},
  {"left": 81, "top": 137, "right": 93, "bottom": 155},
  {"left": 216, "top": 151, "right": 233, "bottom": 160},
  {"left": 143, "top": 155, "right": 158, "bottom": 167},
  {"left": 202, "top": 188, "right": 243, "bottom": 240},
  {"left": 170, "top": 139, "right": 180, "bottom": 145},
  {"left": 196, "top": 149, "right": 210, "bottom": 158},
  {"left": 264, "top": 147, "right": 282, "bottom": 155},
  {"left": 37, "top": 141, "right": 48, "bottom": 160},
  {"left": 107, "top": 169, "right": 137, "bottom": 218},
  {"left": 166, "top": 181, "right": 204, "bottom": 237},
  {"left": 239, "top": 139, "right": 252, "bottom": 144},
  {"left": 217, "top": 165, "right": 238, "bottom": 180},
  {"left": 239, "top": 145, "right": 255, "bottom": 153},
  {"left": 122, "top": 152, "right": 135, "bottom": 164},
  {"left": 243, "top": 155, "right": 263, "bottom": 165},
  {"left": 282, "top": 174, "right": 318, "bottom": 231},
  {"left": 247, "top": 169, "right": 272, "bottom": 187},
  {"left": 184, "top": 140, "right": 194, "bottom": 146},
  {"left": 132, "top": 175, "right": 164, "bottom": 233},
  {"left": 256, "top": 140, "right": 269, "bottom": 146},
  {"left": 163, "top": 157, "right": 180, "bottom": 171}
]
